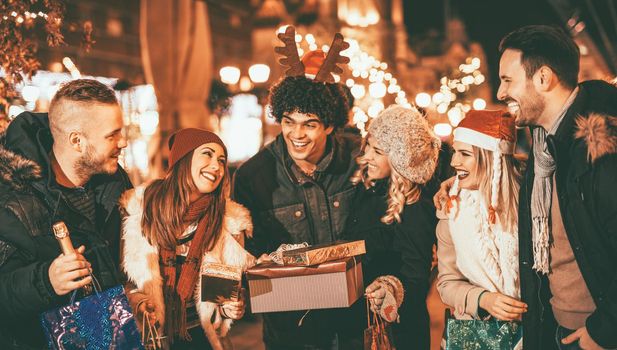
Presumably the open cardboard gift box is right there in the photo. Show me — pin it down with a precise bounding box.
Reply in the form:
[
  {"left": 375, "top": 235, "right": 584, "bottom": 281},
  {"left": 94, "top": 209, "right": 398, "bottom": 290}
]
[{"left": 246, "top": 256, "right": 363, "bottom": 313}]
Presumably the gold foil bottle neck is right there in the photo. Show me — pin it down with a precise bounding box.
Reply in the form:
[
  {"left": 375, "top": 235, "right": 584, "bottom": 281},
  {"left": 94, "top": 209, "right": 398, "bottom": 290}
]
[{"left": 52, "top": 222, "right": 69, "bottom": 239}]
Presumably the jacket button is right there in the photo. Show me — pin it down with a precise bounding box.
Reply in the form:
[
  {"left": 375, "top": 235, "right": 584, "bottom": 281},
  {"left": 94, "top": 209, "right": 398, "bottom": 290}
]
[
  {"left": 295, "top": 210, "right": 302, "bottom": 217},
  {"left": 333, "top": 201, "right": 340, "bottom": 208}
]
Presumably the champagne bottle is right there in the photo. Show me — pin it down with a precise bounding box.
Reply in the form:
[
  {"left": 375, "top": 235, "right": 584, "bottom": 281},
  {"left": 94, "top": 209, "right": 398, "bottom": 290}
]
[{"left": 52, "top": 222, "right": 93, "bottom": 295}]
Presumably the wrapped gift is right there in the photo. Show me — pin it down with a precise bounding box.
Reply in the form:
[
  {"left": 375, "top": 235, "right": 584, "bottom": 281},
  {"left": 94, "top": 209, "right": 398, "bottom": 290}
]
[
  {"left": 201, "top": 263, "right": 242, "bottom": 303},
  {"left": 280, "top": 240, "right": 366, "bottom": 266},
  {"left": 247, "top": 256, "right": 363, "bottom": 313}
]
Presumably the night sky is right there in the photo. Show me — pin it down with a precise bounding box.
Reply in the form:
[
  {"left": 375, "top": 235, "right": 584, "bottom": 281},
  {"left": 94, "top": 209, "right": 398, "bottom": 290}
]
[{"left": 403, "top": 0, "right": 616, "bottom": 98}]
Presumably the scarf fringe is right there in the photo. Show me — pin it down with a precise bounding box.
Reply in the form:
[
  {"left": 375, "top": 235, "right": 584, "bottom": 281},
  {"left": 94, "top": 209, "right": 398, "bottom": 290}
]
[
  {"left": 532, "top": 217, "right": 551, "bottom": 274},
  {"left": 163, "top": 288, "right": 191, "bottom": 342}
]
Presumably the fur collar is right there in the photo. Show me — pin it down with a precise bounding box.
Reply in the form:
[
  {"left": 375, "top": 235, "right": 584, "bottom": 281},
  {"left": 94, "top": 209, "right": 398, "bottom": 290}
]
[
  {"left": 575, "top": 113, "right": 617, "bottom": 163},
  {"left": 120, "top": 186, "right": 254, "bottom": 288},
  {"left": 0, "top": 145, "right": 42, "bottom": 192}
]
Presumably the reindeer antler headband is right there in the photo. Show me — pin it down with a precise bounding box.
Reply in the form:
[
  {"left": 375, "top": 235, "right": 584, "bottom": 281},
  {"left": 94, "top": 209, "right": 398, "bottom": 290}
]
[{"left": 275, "top": 26, "right": 350, "bottom": 83}]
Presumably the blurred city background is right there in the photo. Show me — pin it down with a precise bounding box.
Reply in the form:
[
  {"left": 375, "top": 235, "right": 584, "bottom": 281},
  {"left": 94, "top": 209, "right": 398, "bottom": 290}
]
[{"left": 1, "top": 1, "right": 616, "bottom": 348}]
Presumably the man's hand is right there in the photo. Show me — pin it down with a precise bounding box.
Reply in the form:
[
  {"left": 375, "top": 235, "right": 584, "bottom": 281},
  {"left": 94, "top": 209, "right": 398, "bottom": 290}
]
[
  {"left": 562, "top": 327, "right": 603, "bottom": 350},
  {"left": 433, "top": 176, "right": 456, "bottom": 210},
  {"left": 478, "top": 292, "right": 527, "bottom": 321},
  {"left": 48, "top": 245, "right": 92, "bottom": 296}
]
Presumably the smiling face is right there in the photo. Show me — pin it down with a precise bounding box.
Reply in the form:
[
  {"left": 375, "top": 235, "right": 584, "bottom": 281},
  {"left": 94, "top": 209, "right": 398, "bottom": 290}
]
[
  {"left": 363, "top": 135, "right": 391, "bottom": 181},
  {"left": 451, "top": 141, "right": 479, "bottom": 190},
  {"left": 75, "top": 103, "right": 127, "bottom": 176},
  {"left": 497, "top": 49, "right": 546, "bottom": 127},
  {"left": 281, "top": 111, "right": 334, "bottom": 166},
  {"left": 190, "top": 143, "right": 226, "bottom": 195}
]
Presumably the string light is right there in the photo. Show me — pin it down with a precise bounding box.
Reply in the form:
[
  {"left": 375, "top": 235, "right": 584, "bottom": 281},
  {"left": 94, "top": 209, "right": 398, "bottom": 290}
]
[{"left": 279, "top": 27, "right": 413, "bottom": 134}]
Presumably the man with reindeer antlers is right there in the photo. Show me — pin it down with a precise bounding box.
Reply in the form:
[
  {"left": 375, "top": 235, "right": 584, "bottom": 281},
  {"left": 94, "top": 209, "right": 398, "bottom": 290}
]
[{"left": 232, "top": 27, "right": 360, "bottom": 349}]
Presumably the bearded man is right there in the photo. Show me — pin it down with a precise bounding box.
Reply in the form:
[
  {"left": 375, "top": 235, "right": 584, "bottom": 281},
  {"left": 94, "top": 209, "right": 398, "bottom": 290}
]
[{"left": 0, "top": 79, "right": 132, "bottom": 349}]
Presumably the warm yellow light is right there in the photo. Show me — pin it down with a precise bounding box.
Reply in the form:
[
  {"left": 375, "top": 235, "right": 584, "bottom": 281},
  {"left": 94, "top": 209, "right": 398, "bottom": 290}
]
[
  {"left": 367, "top": 102, "right": 385, "bottom": 118},
  {"left": 350, "top": 85, "right": 366, "bottom": 99},
  {"left": 346, "top": 79, "right": 355, "bottom": 87},
  {"left": 447, "top": 107, "right": 463, "bottom": 126},
  {"left": 461, "top": 75, "right": 474, "bottom": 85},
  {"left": 369, "top": 82, "right": 386, "bottom": 98},
  {"left": 248, "top": 64, "right": 270, "bottom": 83},
  {"left": 276, "top": 25, "right": 290, "bottom": 34},
  {"left": 432, "top": 92, "right": 445, "bottom": 104},
  {"left": 434, "top": 123, "right": 453, "bottom": 137},
  {"left": 415, "top": 93, "right": 431, "bottom": 108},
  {"left": 471, "top": 57, "right": 481, "bottom": 69},
  {"left": 139, "top": 111, "right": 159, "bottom": 136},
  {"left": 437, "top": 103, "right": 449, "bottom": 114},
  {"left": 474, "top": 74, "right": 485, "bottom": 85},
  {"left": 21, "top": 86, "right": 40, "bottom": 102},
  {"left": 239, "top": 76, "right": 253, "bottom": 91},
  {"left": 220, "top": 66, "right": 241, "bottom": 84},
  {"left": 473, "top": 98, "right": 487, "bottom": 110}
]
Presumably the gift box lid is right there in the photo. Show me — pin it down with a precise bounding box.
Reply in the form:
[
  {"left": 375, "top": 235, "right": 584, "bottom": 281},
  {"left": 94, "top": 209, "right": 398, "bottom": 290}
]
[{"left": 246, "top": 256, "right": 361, "bottom": 279}]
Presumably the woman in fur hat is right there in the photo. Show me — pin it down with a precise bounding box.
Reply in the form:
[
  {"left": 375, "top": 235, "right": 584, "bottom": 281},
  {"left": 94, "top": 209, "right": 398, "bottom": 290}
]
[
  {"left": 435, "top": 110, "right": 527, "bottom": 324},
  {"left": 339, "top": 104, "right": 443, "bottom": 350},
  {"left": 121, "top": 128, "right": 255, "bottom": 350}
]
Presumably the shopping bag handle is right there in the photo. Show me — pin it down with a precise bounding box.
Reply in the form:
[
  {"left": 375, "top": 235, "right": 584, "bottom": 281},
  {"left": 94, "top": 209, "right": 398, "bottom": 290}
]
[{"left": 69, "top": 272, "right": 102, "bottom": 304}]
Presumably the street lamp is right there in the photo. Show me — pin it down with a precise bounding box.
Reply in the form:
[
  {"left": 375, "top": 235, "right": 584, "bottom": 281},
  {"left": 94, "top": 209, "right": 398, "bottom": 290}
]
[
  {"left": 220, "top": 66, "right": 241, "bottom": 85},
  {"left": 248, "top": 64, "right": 270, "bottom": 83}
]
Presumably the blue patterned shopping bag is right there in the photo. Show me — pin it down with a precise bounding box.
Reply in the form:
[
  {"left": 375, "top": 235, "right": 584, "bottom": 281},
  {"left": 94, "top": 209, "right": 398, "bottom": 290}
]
[{"left": 41, "top": 284, "right": 144, "bottom": 350}]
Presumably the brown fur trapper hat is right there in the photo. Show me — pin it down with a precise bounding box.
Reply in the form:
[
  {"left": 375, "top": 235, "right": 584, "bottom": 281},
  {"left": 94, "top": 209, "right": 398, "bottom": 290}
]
[{"left": 368, "top": 105, "right": 441, "bottom": 184}]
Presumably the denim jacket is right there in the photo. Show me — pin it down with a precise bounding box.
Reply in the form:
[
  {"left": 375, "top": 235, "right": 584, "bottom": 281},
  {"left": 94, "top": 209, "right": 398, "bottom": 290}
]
[{"left": 232, "top": 132, "right": 360, "bottom": 348}]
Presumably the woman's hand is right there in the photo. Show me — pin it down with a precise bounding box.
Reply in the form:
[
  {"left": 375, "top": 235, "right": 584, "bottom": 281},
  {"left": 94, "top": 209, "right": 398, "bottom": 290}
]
[
  {"left": 137, "top": 300, "right": 158, "bottom": 328},
  {"left": 220, "top": 299, "right": 245, "bottom": 320},
  {"left": 365, "top": 280, "right": 387, "bottom": 312},
  {"left": 478, "top": 292, "right": 527, "bottom": 321},
  {"left": 433, "top": 176, "right": 456, "bottom": 210}
]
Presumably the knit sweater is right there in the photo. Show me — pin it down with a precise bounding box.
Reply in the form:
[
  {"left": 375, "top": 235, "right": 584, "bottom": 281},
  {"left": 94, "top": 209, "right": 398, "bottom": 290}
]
[{"left": 436, "top": 189, "right": 519, "bottom": 319}]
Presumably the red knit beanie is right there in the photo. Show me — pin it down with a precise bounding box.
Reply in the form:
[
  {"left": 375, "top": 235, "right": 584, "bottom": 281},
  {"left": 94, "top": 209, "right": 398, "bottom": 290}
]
[{"left": 167, "top": 128, "right": 227, "bottom": 170}]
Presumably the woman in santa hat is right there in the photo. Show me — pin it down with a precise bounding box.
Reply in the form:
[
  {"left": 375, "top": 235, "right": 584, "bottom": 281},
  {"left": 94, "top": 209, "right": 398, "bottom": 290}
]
[{"left": 436, "top": 109, "right": 527, "bottom": 323}]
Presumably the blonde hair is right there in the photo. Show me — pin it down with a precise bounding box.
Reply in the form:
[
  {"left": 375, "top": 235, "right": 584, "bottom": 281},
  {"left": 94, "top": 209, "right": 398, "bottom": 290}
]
[
  {"left": 472, "top": 146, "right": 523, "bottom": 233},
  {"left": 351, "top": 137, "right": 423, "bottom": 225}
]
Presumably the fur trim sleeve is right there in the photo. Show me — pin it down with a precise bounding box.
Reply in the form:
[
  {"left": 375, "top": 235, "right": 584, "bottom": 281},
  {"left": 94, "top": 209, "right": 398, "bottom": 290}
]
[
  {"left": 223, "top": 200, "right": 253, "bottom": 238},
  {"left": 120, "top": 187, "right": 160, "bottom": 289},
  {"left": 575, "top": 113, "right": 617, "bottom": 162}
]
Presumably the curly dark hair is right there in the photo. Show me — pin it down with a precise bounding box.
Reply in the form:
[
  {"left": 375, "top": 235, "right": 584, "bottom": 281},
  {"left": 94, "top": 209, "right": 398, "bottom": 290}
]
[{"left": 268, "top": 76, "right": 349, "bottom": 129}]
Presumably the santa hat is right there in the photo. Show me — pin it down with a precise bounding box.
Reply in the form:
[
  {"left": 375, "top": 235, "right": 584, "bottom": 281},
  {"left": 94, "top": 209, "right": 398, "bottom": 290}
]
[
  {"left": 452, "top": 110, "right": 516, "bottom": 223},
  {"left": 301, "top": 50, "right": 326, "bottom": 79}
]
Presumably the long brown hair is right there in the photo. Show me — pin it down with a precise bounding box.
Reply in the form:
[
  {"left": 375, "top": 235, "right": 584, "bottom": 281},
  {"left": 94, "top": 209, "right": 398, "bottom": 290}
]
[
  {"left": 473, "top": 146, "right": 523, "bottom": 233},
  {"left": 141, "top": 153, "right": 230, "bottom": 250}
]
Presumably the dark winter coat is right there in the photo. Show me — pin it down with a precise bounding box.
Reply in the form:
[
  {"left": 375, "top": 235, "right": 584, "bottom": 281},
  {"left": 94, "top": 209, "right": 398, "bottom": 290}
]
[
  {"left": 337, "top": 178, "right": 438, "bottom": 350},
  {"left": 519, "top": 80, "right": 617, "bottom": 349},
  {"left": 232, "top": 132, "right": 360, "bottom": 349},
  {"left": 0, "top": 112, "right": 132, "bottom": 349}
]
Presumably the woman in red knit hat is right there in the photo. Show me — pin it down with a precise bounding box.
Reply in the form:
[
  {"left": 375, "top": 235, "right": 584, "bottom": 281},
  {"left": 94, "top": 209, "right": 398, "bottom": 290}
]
[
  {"left": 436, "top": 110, "right": 526, "bottom": 347},
  {"left": 120, "top": 128, "right": 256, "bottom": 350}
]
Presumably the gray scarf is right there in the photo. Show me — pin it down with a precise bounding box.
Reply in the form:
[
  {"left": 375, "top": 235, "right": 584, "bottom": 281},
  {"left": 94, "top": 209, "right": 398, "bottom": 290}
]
[
  {"left": 530, "top": 87, "right": 578, "bottom": 274},
  {"left": 531, "top": 128, "right": 555, "bottom": 274}
]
